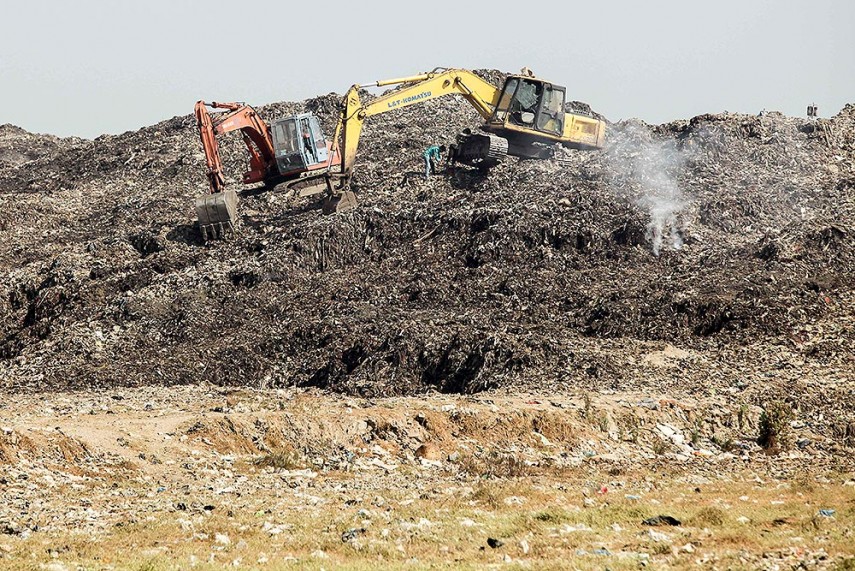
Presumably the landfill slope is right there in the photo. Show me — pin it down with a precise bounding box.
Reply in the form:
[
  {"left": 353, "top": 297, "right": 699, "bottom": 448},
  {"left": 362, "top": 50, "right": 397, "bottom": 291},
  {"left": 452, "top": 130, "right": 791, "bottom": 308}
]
[
  {"left": 0, "top": 83, "right": 852, "bottom": 421},
  {"left": 0, "top": 124, "right": 79, "bottom": 169}
]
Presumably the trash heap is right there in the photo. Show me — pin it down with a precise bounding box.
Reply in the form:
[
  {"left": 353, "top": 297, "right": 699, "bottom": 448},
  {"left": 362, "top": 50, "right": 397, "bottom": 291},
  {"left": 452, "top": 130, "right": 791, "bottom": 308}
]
[
  {"left": 0, "top": 124, "right": 79, "bottom": 169},
  {"left": 0, "top": 77, "right": 852, "bottom": 420}
]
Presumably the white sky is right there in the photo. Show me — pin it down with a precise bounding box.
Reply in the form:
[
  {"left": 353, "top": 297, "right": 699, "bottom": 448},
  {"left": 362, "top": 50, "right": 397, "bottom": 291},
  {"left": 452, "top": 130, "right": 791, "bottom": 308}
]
[{"left": 1, "top": 0, "right": 853, "bottom": 138}]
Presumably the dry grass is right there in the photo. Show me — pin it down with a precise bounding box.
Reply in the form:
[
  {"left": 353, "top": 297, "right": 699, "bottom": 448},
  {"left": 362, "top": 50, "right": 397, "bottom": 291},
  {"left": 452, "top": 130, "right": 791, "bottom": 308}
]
[
  {"left": 2, "top": 472, "right": 854, "bottom": 570},
  {"left": 458, "top": 450, "right": 533, "bottom": 479},
  {"left": 688, "top": 506, "right": 727, "bottom": 527},
  {"left": 252, "top": 449, "right": 304, "bottom": 470}
]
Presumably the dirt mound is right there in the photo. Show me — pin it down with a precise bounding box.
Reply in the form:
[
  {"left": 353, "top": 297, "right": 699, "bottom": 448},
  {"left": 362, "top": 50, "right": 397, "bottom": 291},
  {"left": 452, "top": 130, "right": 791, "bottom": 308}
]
[{"left": 0, "top": 74, "right": 852, "bottom": 423}]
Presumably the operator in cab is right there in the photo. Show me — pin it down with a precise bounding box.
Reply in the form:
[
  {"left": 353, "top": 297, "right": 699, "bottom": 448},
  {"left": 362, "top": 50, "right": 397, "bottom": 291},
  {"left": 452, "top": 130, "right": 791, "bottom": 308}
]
[
  {"left": 301, "top": 122, "right": 317, "bottom": 164},
  {"left": 423, "top": 144, "right": 446, "bottom": 179}
]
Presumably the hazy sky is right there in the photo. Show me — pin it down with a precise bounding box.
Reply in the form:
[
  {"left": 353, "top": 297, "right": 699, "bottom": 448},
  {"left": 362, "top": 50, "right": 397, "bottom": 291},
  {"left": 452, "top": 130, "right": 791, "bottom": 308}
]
[{"left": 2, "top": 0, "right": 853, "bottom": 138}]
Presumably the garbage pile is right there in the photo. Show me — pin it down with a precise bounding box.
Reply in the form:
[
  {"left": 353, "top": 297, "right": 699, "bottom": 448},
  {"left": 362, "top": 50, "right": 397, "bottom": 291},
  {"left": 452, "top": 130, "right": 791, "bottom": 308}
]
[
  {"left": 0, "top": 124, "right": 78, "bottom": 169},
  {"left": 0, "top": 79, "right": 852, "bottom": 418}
]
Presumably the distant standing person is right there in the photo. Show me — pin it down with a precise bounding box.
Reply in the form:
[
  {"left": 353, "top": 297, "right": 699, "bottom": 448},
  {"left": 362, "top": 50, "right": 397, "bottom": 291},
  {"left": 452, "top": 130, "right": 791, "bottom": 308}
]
[{"left": 423, "top": 144, "right": 446, "bottom": 179}]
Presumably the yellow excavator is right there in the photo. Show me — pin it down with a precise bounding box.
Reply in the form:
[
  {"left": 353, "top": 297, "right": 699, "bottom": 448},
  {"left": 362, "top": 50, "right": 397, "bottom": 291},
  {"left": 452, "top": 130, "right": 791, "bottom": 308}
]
[{"left": 324, "top": 67, "right": 605, "bottom": 209}]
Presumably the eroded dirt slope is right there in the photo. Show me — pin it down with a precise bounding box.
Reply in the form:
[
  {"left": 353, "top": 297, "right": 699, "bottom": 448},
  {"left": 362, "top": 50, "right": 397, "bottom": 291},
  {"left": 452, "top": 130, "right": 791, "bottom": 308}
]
[{"left": 0, "top": 387, "right": 853, "bottom": 569}]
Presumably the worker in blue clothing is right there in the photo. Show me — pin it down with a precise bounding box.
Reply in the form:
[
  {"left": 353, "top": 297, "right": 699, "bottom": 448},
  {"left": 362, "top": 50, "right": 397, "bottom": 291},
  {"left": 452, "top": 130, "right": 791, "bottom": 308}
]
[{"left": 423, "top": 144, "right": 446, "bottom": 179}]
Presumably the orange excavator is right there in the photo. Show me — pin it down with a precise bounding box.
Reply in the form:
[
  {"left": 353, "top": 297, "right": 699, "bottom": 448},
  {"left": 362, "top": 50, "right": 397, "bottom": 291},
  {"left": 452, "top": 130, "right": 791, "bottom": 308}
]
[{"left": 193, "top": 101, "right": 340, "bottom": 240}]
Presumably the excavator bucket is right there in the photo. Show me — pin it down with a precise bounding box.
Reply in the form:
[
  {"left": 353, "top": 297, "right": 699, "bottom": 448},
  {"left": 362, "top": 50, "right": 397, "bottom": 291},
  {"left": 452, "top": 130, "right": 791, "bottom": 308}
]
[
  {"left": 195, "top": 190, "right": 238, "bottom": 240},
  {"left": 322, "top": 190, "right": 358, "bottom": 214}
]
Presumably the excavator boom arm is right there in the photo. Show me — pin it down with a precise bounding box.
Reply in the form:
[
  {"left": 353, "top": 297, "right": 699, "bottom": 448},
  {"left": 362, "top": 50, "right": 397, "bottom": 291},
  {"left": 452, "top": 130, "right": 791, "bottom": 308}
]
[
  {"left": 194, "top": 101, "right": 277, "bottom": 193},
  {"left": 195, "top": 101, "right": 227, "bottom": 194},
  {"left": 363, "top": 69, "right": 500, "bottom": 120},
  {"left": 331, "top": 69, "right": 503, "bottom": 178}
]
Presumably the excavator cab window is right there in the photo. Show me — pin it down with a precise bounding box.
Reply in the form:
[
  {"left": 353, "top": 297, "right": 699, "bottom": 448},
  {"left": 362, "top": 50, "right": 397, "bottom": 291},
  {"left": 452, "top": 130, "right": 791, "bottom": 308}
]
[
  {"left": 300, "top": 117, "right": 318, "bottom": 164},
  {"left": 308, "top": 115, "right": 329, "bottom": 164},
  {"left": 271, "top": 117, "right": 308, "bottom": 176},
  {"left": 508, "top": 79, "right": 541, "bottom": 127},
  {"left": 493, "top": 78, "right": 519, "bottom": 123},
  {"left": 536, "top": 84, "right": 565, "bottom": 135}
]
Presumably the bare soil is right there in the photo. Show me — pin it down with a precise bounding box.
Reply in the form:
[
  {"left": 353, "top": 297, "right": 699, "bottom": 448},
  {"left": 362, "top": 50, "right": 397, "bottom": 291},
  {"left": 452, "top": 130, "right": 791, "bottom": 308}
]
[{"left": 0, "top": 387, "right": 853, "bottom": 569}]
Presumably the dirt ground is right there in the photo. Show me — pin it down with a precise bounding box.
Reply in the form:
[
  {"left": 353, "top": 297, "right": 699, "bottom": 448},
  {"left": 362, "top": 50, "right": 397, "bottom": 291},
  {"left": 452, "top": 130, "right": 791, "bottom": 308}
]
[{"left": 1, "top": 386, "right": 854, "bottom": 570}]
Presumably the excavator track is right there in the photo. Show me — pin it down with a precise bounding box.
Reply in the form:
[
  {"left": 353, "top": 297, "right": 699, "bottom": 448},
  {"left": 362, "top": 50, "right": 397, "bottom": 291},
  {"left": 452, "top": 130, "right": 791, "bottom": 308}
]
[
  {"left": 283, "top": 174, "right": 329, "bottom": 199},
  {"left": 452, "top": 132, "right": 509, "bottom": 170}
]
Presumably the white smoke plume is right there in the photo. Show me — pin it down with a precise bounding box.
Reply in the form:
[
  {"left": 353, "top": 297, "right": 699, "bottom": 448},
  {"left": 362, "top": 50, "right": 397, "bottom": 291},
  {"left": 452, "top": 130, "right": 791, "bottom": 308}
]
[{"left": 606, "top": 121, "right": 688, "bottom": 256}]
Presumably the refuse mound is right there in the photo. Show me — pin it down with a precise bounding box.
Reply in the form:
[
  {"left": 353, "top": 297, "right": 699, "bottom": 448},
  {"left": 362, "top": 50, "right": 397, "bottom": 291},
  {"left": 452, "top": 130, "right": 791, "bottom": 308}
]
[
  {"left": 0, "top": 124, "right": 78, "bottom": 169},
  {"left": 1, "top": 76, "right": 853, "bottom": 415}
]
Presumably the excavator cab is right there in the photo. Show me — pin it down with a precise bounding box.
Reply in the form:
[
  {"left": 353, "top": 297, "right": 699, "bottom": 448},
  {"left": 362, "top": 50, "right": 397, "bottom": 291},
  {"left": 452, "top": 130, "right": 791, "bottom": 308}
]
[
  {"left": 489, "top": 76, "right": 566, "bottom": 138},
  {"left": 270, "top": 113, "right": 329, "bottom": 177}
]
